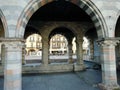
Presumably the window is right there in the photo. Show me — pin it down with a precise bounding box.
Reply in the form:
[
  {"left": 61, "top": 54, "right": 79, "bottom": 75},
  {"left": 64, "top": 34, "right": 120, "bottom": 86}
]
[
  {"left": 31, "top": 43, "right": 33, "bottom": 48},
  {"left": 30, "top": 37, "right": 34, "bottom": 42},
  {"left": 37, "top": 37, "right": 41, "bottom": 42},
  {"left": 37, "top": 43, "right": 40, "bottom": 48}
]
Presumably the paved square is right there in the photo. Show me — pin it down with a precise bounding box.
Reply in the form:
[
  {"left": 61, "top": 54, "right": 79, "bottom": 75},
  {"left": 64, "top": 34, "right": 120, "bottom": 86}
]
[{"left": 0, "top": 61, "right": 120, "bottom": 90}]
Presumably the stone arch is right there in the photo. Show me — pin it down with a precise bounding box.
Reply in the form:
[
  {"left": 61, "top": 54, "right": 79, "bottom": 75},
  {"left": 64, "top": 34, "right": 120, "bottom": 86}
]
[
  {"left": 16, "top": 0, "right": 107, "bottom": 38},
  {"left": 40, "top": 22, "right": 84, "bottom": 63},
  {"left": 0, "top": 9, "right": 8, "bottom": 37},
  {"left": 49, "top": 34, "right": 68, "bottom": 56},
  {"left": 43, "top": 23, "right": 81, "bottom": 64},
  {"left": 48, "top": 26, "right": 75, "bottom": 55},
  {"left": 39, "top": 22, "right": 83, "bottom": 40},
  {"left": 50, "top": 34, "right": 68, "bottom": 41},
  {"left": 40, "top": 22, "right": 83, "bottom": 64},
  {"left": 49, "top": 33, "right": 69, "bottom": 42}
]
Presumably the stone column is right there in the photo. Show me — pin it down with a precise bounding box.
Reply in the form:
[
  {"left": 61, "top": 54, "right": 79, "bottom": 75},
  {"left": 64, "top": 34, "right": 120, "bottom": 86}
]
[
  {"left": 98, "top": 38, "right": 120, "bottom": 90},
  {"left": 49, "top": 40, "right": 52, "bottom": 55},
  {"left": 89, "top": 39, "right": 94, "bottom": 60},
  {"left": 74, "top": 38, "right": 85, "bottom": 71},
  {"left": 1, "top": 44, "right": 5, "bottom": 73},
  {"left": 22, "top": 43, "right": 26, "bottom": 65},
  {"left": 93, "top": 41, "right": 100, "bottom": 63},
  {"left": 2, "top": 39, "right": 23, "bottom": 90},
  {"left": 42, "top": 36, "right": 49, "bottom": 65},
  {"left": 68, "top": 41, "right": 73, "bottom": 64}
]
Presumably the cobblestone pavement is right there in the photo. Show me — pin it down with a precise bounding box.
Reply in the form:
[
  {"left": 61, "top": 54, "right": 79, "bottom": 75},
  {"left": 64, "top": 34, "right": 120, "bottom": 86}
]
[{"left": 0, "top": 61, "right": 120, "bottom": 90}]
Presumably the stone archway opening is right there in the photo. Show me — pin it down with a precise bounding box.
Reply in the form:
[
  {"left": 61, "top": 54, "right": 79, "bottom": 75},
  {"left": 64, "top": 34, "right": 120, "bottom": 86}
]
[
  {"left": 23, "top": 0, "right": 94, "bottom": 72},
  {"left": 25, "top": 33, "right": 42, "bottom": 65},
  {"left": 49, "top": 34, "right": 69, "bottom": 63},
  {"left": 20, "top": 0, "right": 103, "bottom": 75},
  {"left": 84, "top": 27, "right": 100, "bottom": 62},
  {"left": 18, "top": 0, "right": 107, "bottom": 90},
  {"left": 23, "top": 25, "right": 42, "bottom": 63},
  {"left": 48, "top": 27, "right": 76, "bottom": 64},
  {"left": 84, "top": 27, "right": 102, "bottom": 71}
]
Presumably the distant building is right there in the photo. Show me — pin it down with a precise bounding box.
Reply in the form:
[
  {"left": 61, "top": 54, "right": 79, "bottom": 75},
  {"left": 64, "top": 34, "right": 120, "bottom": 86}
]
[
  {"left": 25, "top": 34, "right": 89, "bottom": 56},
  {"left": 49, "top": 34, "right": 68, "bottom": 55},
  {"left": 25, "top": 34, "right": 42, "bottom": 56}
]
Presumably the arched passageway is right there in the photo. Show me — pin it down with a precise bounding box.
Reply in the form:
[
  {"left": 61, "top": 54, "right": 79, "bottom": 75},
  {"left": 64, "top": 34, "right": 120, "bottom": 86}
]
[
  {"left": 3, "top": 0, "right": 119, "bottom": 90},
  {"left": 49, "top": 34, "right": 69, "bottom": 63},
  {"left": 25, "top": 33, "right": 42, "bottom": 64},
  {"left": 22, "top": 26, "right": 43, "bottom": 70},
  {"left": 49, "top": 27, "right": 75, "bottom": 64},
  {"left": 17, "top": 0, "right": 120, "bottom": 90},
  {"left": 84, "top": 27, "right": 100, "bottom": 63},
  {"left": 19, "top": 1, "right": 104, "bottom": 90},
  {"left": 22, "top": 0, "right": 93, "bottom": 73}
]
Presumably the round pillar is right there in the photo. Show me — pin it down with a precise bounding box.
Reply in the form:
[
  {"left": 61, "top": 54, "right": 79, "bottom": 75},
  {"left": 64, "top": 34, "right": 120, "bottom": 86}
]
[
  {"left": 74, "top": 38, "right": 85, "bottom": 71},
  {"left": 98, "top": 38, "right": 120, "bottom": 90},
  {"left": 1, "top": 44, "right": 5, "bottom": 73},
  {"left": 22, "top": 43, "right": 26, "bottom": 65},
  {"left": 0, "top": 38, "right": 24, "bottom": 90},
  {"left": 68, "top": 41, "right": 73, "bottom": 64},
  {"left": 42, "top": 35, "right": 49, "bottom": 65}
]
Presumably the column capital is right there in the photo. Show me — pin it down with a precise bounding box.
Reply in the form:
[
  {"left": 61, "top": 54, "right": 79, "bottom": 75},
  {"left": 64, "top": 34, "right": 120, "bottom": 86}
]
[
  {"left": 97, "top": 37, "right": 120, "bottom": 46},
  {"left": 0, "top": 38, "right": 25, "bottom": 49},
  {"left": 0, "top": 37, "right": 25, "bottom": 42},
  {"left": 76, "top": 38, "right": 83, "bottom": 44}
]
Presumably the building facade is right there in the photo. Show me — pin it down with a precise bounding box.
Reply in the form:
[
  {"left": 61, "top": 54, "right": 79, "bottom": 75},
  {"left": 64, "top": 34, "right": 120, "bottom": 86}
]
[
  {"left": 25, "top": 34, "right": 88, "bottom": 56},
  {"left": 25, "top": 34, "right": 42, "bottom": 56},
  {"left": 25, "top": 34, "right": 68, "bottom": 56},
  {"left": 0, "top": 0, "right": 120, "bottom": 90},
  {"left": 49, "top": 34, "right": 68, "bottom": 55}
]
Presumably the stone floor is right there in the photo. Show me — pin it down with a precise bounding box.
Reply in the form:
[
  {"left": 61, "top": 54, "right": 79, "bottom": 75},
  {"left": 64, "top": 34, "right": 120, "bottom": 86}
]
[{"left": 0, "top": 61, "right": 120, "bottom": 90}]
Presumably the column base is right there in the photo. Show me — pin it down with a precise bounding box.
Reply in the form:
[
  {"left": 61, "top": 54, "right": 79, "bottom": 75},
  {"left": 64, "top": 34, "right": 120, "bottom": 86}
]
[
  {"left": 98, "top": 83, "right": 120, "bottom": 90},
  {"left": 73, "top": 64, "right": 86, "bottom": 71}
]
